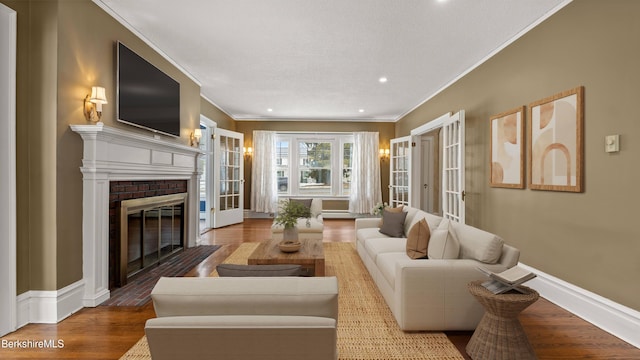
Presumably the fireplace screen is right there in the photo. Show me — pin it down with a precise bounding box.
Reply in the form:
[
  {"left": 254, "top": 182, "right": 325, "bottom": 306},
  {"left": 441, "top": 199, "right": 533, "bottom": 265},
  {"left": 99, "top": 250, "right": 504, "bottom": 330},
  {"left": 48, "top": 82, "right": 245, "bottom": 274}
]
[{"left": 120, "top": 193, "right": 187, "bottom": 285}]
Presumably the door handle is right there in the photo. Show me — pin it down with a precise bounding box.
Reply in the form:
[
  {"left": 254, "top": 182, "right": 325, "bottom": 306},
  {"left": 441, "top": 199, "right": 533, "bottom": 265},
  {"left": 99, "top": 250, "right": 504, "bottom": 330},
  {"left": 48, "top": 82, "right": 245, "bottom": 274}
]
[
  {"left": 423, "top": 184, "right": 428, "bottom": 189},
  {"left": 461, "top": 190, "right": 466, "bottom": 201}
]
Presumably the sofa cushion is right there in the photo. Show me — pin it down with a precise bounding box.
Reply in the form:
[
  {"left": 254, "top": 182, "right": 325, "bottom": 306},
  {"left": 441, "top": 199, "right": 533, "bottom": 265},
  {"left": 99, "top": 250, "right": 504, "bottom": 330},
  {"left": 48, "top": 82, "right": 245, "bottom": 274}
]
[
  {"left": 357, "top": 227, "right": 388, "bottom": 242},
  {"left": 427, "top": 220, "right": 460, "bottom": 259},
  {"left": 364, "top": 237, "right": 407, "bottom": 262},
  {"left": 217, "top": 264, "right": 302, "bottom": 277},
  {"left": 379, "top": 210, "right": 408, "bottom": 237},
  {"left": 309, "top": 198, "right": 322, "bottom": 218},
  {"left": 406, "top": 219, "right": 430, "bottom": 259},
  {"left": 402, "top": 207, "right": 421, "bottom": 236},
  {"left": 376, "top": 252, "right": 410, "bottom": 289},
  {"left": 451, "top": 222, "right": 504, "bottom": 264},
  {"left": 402, "top": 209, "right": 443, "bottom": 237}
]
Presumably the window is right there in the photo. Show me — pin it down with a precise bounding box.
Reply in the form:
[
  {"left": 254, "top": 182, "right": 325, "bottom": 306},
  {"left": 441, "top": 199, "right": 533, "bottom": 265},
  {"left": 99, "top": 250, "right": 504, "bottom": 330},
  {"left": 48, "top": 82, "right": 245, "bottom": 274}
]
[
  {"left": 276, "top": 140, "right": 289, "bottom": 193},
  {"left": 342, "top": 142, "right": 353, "bottom": 196},
  {"left": 276, "top": 133, "right": 353, "bottom": 197}
]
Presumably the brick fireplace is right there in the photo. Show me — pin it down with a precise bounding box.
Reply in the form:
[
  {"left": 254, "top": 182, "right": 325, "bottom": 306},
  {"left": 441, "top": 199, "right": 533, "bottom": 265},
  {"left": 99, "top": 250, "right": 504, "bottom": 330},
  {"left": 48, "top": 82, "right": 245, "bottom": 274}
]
[
  {"left": 72, "top": 123, "right": 202, "bottom": 307},
  {"left": 109, "top": 180, "right": 188, "bottom": 289}
]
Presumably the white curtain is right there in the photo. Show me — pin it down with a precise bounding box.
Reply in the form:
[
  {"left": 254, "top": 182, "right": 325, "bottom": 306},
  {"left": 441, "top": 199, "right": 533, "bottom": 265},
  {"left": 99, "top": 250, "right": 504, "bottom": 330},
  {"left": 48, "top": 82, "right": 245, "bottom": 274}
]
[
  {"left": 349, "top": 132, "right": 382, "bottom": 214},
  {"left": 251, "top": 130, "right": 278, "bottom": 213}
]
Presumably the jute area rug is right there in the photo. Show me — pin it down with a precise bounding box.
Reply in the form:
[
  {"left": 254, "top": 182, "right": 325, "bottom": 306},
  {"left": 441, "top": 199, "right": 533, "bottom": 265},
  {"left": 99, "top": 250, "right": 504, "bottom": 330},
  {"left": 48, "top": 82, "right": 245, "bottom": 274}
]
[{"left": 120, "top": 242, "right": 464, "bottom": 360}]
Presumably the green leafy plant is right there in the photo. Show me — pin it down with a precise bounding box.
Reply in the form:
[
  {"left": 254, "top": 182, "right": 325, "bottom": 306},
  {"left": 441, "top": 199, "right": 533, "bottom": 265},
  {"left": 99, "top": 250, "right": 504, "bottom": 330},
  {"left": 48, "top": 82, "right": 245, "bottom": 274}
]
[{"left": 274, "top": 199, "right": 311, "bottom": 229}]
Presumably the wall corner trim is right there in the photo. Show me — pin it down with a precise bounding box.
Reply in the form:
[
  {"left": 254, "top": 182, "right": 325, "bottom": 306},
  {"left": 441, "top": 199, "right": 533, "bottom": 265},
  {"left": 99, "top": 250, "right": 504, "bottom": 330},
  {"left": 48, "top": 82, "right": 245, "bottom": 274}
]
[
  {"left": 16, "top": 280, "right": 85, "bottom": 327},
  {"left": 519, "top": 263, "right": 640, "bottom": 348}
]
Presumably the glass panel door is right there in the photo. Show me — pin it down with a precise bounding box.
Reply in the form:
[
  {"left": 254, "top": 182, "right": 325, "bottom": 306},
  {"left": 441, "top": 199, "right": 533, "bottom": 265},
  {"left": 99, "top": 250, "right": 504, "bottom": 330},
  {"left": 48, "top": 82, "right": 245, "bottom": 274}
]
[
  {"left": 389, "top": 136, "right": 412, "bottom": 207},
  {"left": 213, "top": 128, "right": 244, "bottom": 228},
  {"left": 442, "top": 111, "right": 465, "bottom": 223}
]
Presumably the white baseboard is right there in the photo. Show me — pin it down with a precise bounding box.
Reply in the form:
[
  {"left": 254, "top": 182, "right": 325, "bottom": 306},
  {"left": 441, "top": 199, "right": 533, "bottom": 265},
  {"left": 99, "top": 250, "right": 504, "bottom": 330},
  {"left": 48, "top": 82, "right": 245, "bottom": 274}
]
[
  {"left": 519, "top": 263, "right": 640, "bottom": 348},
  {"left": 243, "top": 210, "right": 274, "bottom": 219},
  {"left": 16, "top": 280, "right": 85, "bottom": 327},
  {"left": 321, "top": 211, "right": 356, "bottom": 219},
  {"left": 243, "top": 210, "right": 370, "bottom": 220}
]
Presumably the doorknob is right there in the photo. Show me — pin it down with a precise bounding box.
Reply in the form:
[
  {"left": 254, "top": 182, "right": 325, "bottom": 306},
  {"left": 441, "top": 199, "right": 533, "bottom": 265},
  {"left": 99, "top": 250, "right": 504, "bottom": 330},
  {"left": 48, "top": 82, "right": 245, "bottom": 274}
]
[{"left": 423, "top": 184, "right": 428, "bottom": 189}]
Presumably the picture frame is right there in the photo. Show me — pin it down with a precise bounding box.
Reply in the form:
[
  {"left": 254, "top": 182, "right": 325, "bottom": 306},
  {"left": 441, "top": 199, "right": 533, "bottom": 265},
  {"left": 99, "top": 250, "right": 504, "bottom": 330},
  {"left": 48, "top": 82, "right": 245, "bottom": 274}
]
[
  {"left": 490, "top": 106, "right": 525, "bottom": 188},
  {"left": 528, "top": 86, "right": 584, "bottom": 192}
]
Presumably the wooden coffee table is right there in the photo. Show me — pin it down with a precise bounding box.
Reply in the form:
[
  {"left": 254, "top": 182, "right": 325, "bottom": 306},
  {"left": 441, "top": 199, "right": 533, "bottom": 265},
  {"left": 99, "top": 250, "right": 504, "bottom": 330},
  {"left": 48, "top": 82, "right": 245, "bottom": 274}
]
[{"left": 248, "top": 237, "right": 325, "bottom": 276}]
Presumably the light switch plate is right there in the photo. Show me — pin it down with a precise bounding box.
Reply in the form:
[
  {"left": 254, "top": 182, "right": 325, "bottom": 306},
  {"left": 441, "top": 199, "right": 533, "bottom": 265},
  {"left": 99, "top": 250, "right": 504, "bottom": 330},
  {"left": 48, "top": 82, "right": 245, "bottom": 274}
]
[{"left": 605, "top": 134, "right": 620, "bottom": 153}]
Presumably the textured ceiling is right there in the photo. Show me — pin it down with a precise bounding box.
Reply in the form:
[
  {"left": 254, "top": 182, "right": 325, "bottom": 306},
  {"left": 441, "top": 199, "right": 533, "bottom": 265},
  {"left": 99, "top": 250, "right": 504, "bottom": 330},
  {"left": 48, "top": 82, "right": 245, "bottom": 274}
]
[{"left": 96, "top": 0, "right": 570, "bottom": 121}]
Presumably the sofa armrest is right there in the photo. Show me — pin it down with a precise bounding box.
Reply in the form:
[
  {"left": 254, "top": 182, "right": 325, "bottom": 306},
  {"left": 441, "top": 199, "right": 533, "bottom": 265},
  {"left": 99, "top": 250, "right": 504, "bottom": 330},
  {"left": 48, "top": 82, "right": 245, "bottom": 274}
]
[
  {"left": 392, "top": 259, "right": 509, "bottom": 331},
  {"left": 355, "top": 217, "right": 380, "bottom": 231},
  {"left": 498, "top": 244, "right": 520, "bottom": 268}
]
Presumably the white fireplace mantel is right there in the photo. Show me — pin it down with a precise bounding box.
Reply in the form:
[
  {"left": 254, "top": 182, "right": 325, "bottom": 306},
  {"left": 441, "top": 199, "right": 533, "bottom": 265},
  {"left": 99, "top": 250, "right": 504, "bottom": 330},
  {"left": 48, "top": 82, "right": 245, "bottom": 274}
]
[{"left": 71, "top": 123, "right": 203, "bottom": 307}]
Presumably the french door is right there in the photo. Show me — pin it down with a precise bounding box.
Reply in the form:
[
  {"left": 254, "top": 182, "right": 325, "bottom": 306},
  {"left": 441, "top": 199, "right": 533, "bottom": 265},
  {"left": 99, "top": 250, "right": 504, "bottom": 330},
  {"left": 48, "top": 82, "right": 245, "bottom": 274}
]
[
  {"left": 442, "top": 111, "right": 465, "bottom": 223},
  {"left": 212, "top": 128, "right": 244, "bottom": 228},
  {"left": 389, "top": 111, "right": 465, "bottom": 223},
  {"left": 389, "top": 136, "right": 412, "bottom": 207}
]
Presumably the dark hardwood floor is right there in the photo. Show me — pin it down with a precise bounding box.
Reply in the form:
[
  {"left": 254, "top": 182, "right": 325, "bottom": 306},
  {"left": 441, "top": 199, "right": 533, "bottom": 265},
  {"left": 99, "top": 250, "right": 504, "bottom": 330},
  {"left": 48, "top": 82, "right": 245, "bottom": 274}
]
[{"left": 0, "top": 218, "right": 638, "bottom": 359}]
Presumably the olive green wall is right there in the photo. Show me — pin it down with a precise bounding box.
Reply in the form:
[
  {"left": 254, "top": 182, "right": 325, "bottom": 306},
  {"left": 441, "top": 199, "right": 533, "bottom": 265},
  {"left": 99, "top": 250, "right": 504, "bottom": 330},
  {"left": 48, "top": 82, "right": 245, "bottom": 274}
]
[
  {"left": 235, "top": 121, "right": 395, "bottom": 210},
  {"left": 4, "top": 0, "right": 223, "bottom": 293},
  {"left": 6, "top": 0, "right": 60, "bottom": 294},
  {"left": 201, "top": 98, "right": 235, "bottom": 131},
  {"left": 396, "top": 0, "right": 640, "bottom": 311}
]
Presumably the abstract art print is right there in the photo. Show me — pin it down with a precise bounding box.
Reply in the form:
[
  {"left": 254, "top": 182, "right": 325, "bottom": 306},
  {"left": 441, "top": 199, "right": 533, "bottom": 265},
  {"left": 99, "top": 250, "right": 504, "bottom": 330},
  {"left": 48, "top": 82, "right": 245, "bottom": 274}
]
[
  {"left": 490, "top": 106, "right": 525, "bottom": 188},
  {"left": 528, "top": 86, "right": 584, "bottom": 192}
]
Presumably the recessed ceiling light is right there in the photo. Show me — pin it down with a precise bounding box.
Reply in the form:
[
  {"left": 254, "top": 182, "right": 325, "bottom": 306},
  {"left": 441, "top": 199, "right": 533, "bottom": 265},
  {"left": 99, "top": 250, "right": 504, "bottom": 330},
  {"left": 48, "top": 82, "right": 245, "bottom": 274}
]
[
  {"left": 267, "top": 108, "right": 273, "bottom": 112},
  {"left": 378, "top": 77, "right": 388, "bottom": 83},
  {"left": 358, "top": 109, "right": 365, "bottom": 113}
]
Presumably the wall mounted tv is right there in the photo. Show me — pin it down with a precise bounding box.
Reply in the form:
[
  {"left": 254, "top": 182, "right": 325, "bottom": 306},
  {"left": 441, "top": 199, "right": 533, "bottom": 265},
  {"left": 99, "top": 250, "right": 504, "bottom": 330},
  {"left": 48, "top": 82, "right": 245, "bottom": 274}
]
[{"left": 117, "top": 42, "right": 181, "bottom": 137}]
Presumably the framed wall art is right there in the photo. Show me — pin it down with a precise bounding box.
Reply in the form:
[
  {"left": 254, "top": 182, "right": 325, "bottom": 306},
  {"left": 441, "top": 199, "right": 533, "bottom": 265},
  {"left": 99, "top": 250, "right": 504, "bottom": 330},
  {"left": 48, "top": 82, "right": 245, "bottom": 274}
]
[
  {"left": 490, "top": 106, "right": 525, "bottom": 188},
  {"left": 528, "top": 86, "right": 584, "bottom": 192}
]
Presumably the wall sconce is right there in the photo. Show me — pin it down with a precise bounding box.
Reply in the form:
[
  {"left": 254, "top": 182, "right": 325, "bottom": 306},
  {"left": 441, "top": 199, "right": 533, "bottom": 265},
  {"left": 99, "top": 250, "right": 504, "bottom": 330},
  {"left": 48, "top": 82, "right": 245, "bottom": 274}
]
[
  {"left": 190, "top": 128, "right": 202, "bottom": 147},
  {"left": 84, "top": 86, "right": 108, "bottom": 122},
  {"left": 379, "top": 148, "right": 390, "bottom": 161},
  {"left": 243, "top": 146, "right": 253, "bottom": 159}
]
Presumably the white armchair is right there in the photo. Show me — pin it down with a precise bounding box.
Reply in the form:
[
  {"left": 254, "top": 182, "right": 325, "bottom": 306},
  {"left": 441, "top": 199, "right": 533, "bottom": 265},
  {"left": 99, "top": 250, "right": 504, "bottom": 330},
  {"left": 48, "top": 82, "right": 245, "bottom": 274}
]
[{"left": 271, "top": 198, "right": 324, "bottom": 240}]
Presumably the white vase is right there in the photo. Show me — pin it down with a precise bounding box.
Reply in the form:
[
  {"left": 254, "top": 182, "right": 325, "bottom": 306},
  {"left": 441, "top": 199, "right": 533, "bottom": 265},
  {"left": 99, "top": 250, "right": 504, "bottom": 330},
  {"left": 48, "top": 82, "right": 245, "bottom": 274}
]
[{"left": 283, "top": 226, "right": 299, "bottom": 242}]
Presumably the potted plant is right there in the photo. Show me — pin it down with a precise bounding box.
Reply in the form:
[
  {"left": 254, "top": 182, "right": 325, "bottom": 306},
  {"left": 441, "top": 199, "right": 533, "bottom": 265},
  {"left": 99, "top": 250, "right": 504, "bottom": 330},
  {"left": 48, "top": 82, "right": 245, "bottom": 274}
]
[{"left": 274, "top": 199, "right": 311, "bottom": 242}]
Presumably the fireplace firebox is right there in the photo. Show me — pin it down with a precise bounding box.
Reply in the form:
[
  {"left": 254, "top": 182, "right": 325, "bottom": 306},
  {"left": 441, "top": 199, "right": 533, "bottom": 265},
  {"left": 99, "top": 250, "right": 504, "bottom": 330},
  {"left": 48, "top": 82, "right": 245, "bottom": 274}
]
[{"left": 119, "top": 193, "right": 187, "bottom": 286}]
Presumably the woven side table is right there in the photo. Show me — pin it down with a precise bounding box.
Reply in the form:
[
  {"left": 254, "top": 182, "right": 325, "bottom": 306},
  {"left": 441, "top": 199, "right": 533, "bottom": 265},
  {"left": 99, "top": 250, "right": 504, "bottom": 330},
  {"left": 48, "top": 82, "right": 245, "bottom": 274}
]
[{"left": 466, "top": 280, "right": 539, "bottom": 360}]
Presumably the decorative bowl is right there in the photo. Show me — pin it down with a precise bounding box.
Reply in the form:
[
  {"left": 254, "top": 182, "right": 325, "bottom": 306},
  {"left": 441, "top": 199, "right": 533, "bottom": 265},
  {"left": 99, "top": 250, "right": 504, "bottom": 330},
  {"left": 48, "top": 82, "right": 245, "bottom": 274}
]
[{"left": 278, "top": 240, "right": 302, "bottom": 253}]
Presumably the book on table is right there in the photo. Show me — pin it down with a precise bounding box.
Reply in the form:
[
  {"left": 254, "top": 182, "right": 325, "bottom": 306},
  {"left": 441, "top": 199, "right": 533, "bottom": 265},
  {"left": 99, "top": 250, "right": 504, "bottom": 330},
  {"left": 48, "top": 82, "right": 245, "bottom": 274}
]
[{"left": 477, "top": 266, "right": 536, "bottom": 294}]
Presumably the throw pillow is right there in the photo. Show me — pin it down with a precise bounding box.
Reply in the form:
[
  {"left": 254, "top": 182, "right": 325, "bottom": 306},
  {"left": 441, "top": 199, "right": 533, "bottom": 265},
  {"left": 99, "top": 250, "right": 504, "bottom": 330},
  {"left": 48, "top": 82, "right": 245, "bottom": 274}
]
[
  {"left": 406, "top": 218, "right": 430, "bottom": 259},
  {"left": 216, "top": 264, "right": 302, "bottom": 277},
  {"left": 378, "top": 205, "right": 404, "bottom": 227},
  {"left": 290, "top": 198, "right": 313, "bottom": 214},
  {"left": 378, "top": 209, "right": 408, "bottom": 237},
  {"left": 427, "top": 220, "right": 460, "bottom": 259}
]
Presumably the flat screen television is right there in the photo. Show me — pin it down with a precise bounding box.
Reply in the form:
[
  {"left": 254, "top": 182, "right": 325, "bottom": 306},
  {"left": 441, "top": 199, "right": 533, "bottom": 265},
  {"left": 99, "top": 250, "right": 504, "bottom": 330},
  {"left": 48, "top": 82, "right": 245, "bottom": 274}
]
[{"left": 117, "top": 42, "right": 181, "bottom": 137}]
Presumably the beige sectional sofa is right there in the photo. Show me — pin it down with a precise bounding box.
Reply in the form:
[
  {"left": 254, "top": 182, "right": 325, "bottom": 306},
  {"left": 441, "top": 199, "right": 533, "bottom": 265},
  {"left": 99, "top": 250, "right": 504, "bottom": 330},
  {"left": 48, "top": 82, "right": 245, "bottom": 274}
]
[
  {"left": 355, "top": 207, "right": 520, "bottom": 331},
  {"left": 145, "top": 276, "right": 339, "bottom": 360}
]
